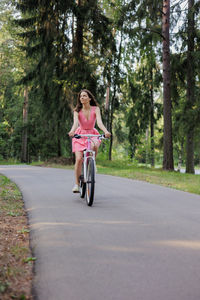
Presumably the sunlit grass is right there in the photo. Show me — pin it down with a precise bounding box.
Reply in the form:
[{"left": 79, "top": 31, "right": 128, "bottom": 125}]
[{"left": 96, "top": 159, "right": 200, "bottom": 195}]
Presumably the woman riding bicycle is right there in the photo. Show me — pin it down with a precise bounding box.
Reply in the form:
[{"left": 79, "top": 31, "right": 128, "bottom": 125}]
[{"left": 68, "top": 89, "right": 111, "bottom": 193}]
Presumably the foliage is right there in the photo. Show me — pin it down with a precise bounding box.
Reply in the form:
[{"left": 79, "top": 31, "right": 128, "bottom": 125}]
[
  {"left": 0, "top": 2, "right": 25, "bottom": 160},
  {"left": 0, "top": 0, "right": 200, "bottom": 168}
]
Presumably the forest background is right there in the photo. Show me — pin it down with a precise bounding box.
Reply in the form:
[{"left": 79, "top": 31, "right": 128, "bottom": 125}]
[{"left": 0, "top": 0, "right": 200, "bottom": 173}]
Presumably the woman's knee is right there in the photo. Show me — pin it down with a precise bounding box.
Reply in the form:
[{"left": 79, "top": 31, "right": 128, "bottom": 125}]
[
  {"left": 75, "top": 153, "right": 83, "bottom": 165},
  {"left": 92, "top": 143, "right": 99, "bottom": 152}
]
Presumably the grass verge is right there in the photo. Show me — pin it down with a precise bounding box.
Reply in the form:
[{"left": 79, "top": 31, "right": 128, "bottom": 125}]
[
  {"left": 96, "top": 160, "right": 200, "bottom": 195},
  {"left": 2, "top": 158, "right": 200, "bottom": 195},
  {"left": 0, "top": 175, "right": 33, "bottom": 300},
  {"left": 32, "top": 158, "right": 200, "bottom": 195}
]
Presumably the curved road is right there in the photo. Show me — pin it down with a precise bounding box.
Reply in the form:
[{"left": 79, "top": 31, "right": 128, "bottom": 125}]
[{"left": 1, "top": 165, "right": 200, "bottom": 300}]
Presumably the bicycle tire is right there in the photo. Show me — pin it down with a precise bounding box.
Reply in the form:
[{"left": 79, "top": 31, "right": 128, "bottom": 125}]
[
  {"left": 79, "top": 165, "right": 86, "bottom": 198},
  {"left": 86, "top": 157, "right": 95, "bottom": 206}
]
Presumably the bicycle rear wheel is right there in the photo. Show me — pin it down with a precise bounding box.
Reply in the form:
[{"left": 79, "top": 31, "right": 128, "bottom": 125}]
[
  {"left": 86, "top": 157, "right": 95, "bottom": 206},
  {"left": 79, "top": 165, "right": 86, "bottom": 198}
]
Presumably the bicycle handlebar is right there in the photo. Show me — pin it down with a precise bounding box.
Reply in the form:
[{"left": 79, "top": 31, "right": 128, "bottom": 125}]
[{"left": 73, "top": 134, "right": 107, "bottom": 140}]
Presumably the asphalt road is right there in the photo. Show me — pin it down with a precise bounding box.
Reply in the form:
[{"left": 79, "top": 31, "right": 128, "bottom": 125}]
[{"left": 1, "top": 165, "right": 200, "bottom": 300}]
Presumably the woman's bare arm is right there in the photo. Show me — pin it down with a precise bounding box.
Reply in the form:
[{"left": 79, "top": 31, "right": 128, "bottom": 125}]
[
  {"left": 68, "top": 111, "right": 79, "bottom": 136},
  {"left": 95, "top": 107, "right": 111, "bottom": 137}
]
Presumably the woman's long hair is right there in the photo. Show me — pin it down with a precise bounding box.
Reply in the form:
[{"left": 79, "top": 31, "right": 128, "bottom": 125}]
[{"left": 74, "top": 89, "right": 99, "bottom": 112}]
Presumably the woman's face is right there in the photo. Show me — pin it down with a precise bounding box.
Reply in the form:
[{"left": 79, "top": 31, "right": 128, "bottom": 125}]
[{"left": 80, "top": 91, "right": 91, "bottom": 105}]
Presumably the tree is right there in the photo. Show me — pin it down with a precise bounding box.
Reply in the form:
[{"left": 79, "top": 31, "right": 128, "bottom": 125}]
[
  {"left": 162, "top": 0, "right": 174, "bottom": 170},
  {"left": 21, "top": 87, "right": 28, "bottom": 162},
  {"left": 0, "top": 1, "right": 26, "bottom": 160},
  {"left": 14, "top": 0, "right": 115, "bottom": 160},
  {"left": 170, "top": 0, "right": 200, "bottom": 171},
  {"left": 117, "top": 0, "right": 163, "bottom": 164},
  {"left": 185, "top": 0, "right": 195, "bottom": 173}
]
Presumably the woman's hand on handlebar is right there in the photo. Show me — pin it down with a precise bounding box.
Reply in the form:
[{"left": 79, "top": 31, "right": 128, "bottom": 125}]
[
  {"left": 68, "top": 131, "right": 75, "bottom": 137},
  {"left": 104, "top": 131, "right": 111, "bottom": 138}
]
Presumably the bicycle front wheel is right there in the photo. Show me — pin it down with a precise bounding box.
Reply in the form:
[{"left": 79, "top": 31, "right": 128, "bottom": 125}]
[
  {"left": 86, "top": 157, "right": 95, "bottom": 206},
  {"left": 79, "top": 164, "right": 86, "bottom": 198}
]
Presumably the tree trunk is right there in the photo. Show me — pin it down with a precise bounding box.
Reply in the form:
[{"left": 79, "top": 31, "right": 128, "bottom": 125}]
[
  {"left": 105, "top": 85, "right": 110, "bottom": 130},
  {"left": 73, "top": 0, "right": 83, "bottom": 58},
  {"left": 21, "top": 87, "right": 28, "bottom": 163},
  {"left": 186, "top": 0, "right": 195, "bottom": 174},
  {"left": 162, "top": 0, "right": 174, "bottom": 170},
  {"left": 108, "top": 93, "right": 114, "bottom": 161},
  {"left": 177, "top": 139, "right": 184, "bottom": 172},
  {"left": 108, "top": 31, "right": 123, "bottom": 161},
  {"left": 150, "top": 66, "right": 155, "bottom": 167},
  {"left": 145, "top": 128, "right": 149, "bottom": 165}
]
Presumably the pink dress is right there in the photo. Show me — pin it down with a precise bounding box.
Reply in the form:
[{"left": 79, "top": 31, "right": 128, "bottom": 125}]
[{"left": 72, "top": 106, "right": 101, "bottom": 152}]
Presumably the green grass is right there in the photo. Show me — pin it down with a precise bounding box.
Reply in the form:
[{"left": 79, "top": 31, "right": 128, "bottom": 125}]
[
  {"left": 0, "top": 175, "right": 24, "bottom": 216},
  {"left": 1, "top": 159, "right": 200, "bottom": 195},
  {"left": 0, "top": 175, "right": 33, "bottom": 299},
  {"left": 0, "top": 159, "right": 23, "bottom": 165},
  {"left": 33, "top": 159, "right": 200, "bottom": 195},
  {"left": 96, "top": 159, "right": 200, "bottom": 195}
]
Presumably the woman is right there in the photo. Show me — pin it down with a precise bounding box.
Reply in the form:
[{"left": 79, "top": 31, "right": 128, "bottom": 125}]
[{"left": 68, "top": 89, "right": 111, "bottom": 193}]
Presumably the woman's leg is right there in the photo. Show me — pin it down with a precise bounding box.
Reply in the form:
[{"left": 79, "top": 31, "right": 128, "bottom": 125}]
[
  {"left": 91, "top": 140, "right": 100, "bottom": 157},
  {"left": 75, "top": 151, "right": 83, "bottom": 185}
]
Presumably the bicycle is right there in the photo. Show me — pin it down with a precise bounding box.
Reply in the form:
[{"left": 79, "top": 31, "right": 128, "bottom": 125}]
[{"left": 73, "top": 134, "right": 107, "bottom": 206}]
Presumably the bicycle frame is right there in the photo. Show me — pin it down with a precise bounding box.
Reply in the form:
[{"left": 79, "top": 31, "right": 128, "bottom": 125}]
[
  {"left": 73, "top": 133, "right": 106, "bottom": 206},
  {"left": 76, "top": 134, "right": 99, "bottom": 183}
]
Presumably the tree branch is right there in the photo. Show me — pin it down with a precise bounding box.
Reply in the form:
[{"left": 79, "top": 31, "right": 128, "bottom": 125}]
[{"left": 139, "top": 27, "right": 165, "bottom": 40}]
